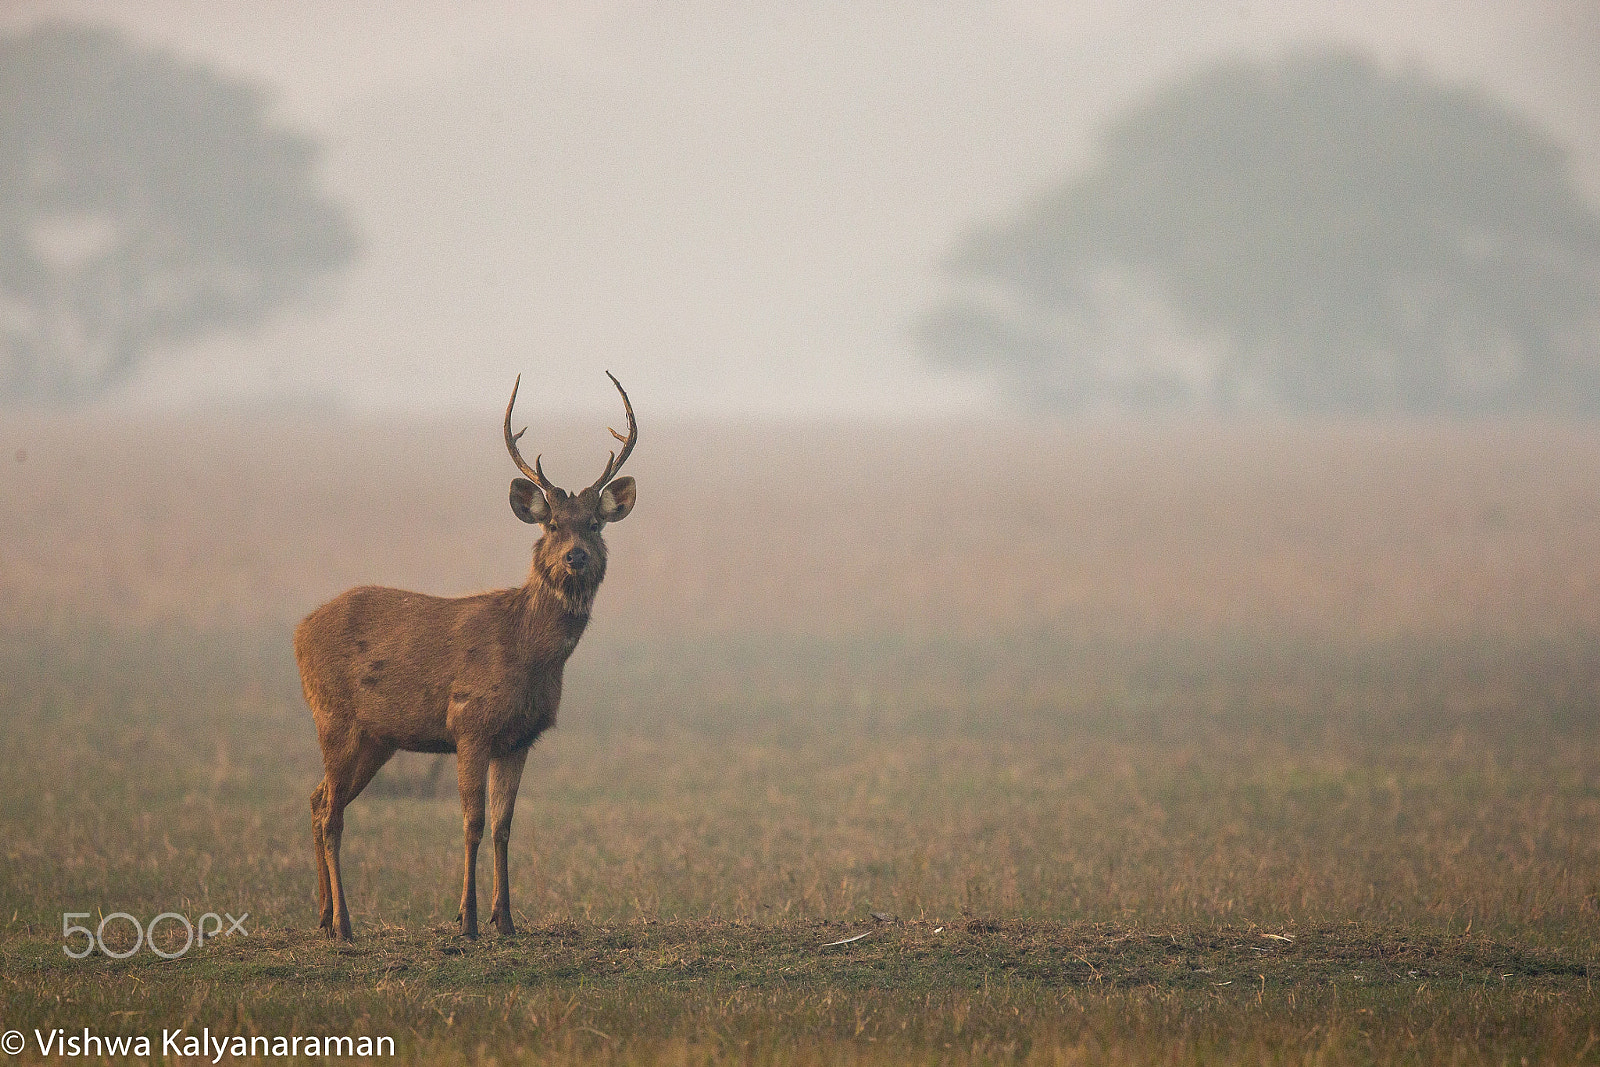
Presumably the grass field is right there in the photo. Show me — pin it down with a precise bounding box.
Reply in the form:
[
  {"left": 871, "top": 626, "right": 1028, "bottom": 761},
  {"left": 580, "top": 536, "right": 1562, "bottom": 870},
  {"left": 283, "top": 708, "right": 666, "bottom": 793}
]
[{"left": 3, "top": 418, "right": 1600, "bottom": 1062}]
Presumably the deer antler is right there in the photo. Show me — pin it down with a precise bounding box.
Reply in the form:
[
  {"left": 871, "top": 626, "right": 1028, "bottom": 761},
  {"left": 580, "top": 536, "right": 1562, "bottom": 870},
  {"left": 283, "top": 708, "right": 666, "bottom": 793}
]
[
  {"left": 503, "top": 374, "right": 560, "bottom": 496},
  {"left": 587, "top": 371, "right": 638, "bottom": 493}
]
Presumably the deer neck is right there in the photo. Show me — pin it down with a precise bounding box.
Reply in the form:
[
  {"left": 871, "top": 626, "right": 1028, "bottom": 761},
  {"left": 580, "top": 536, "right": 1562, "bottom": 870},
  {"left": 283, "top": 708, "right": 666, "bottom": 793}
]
[{"left": 520, "top": 568, "right": 596, "bottom": 635}]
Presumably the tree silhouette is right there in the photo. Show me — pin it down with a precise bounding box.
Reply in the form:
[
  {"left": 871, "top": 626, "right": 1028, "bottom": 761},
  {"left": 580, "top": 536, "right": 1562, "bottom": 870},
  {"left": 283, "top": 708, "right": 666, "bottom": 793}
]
[
  {"left": 920, "top": 51, "right": 1600, "bottom": 415},
  {"left": 0, "top": 22, "right": 358, "bottom": 404}
]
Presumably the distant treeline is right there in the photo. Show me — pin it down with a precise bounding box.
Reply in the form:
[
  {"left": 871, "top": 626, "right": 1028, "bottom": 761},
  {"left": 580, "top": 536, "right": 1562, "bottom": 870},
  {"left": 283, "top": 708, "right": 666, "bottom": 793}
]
[{"left": 921, "top": 51, "right": 1600, "bottom": 415}]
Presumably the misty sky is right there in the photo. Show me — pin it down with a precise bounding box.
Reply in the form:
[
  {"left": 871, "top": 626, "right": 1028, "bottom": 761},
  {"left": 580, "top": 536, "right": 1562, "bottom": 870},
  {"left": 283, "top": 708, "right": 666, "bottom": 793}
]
[{"left": 6, "top": 0, "right": 1599, "bottom": 417}]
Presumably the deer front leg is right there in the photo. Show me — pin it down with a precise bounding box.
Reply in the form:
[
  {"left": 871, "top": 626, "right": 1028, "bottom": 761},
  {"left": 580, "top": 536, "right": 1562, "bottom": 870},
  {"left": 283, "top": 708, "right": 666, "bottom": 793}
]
[
  {"left": 456, "top": 745, "right": 490, "bottom": 939},
  {"left": 487, "top": 748, "right": 530, "bottom": 936}
]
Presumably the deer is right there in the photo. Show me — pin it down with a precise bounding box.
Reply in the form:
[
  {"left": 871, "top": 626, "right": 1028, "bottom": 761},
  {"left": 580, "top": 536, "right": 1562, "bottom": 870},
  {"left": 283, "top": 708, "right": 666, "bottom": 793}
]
[{"left": 294, "top": 372, "right": 638, "bottom": 941}]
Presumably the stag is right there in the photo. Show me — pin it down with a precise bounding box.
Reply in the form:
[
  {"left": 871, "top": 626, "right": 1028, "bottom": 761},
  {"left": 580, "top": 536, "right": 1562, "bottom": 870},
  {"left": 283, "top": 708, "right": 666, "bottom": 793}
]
[{"left": 295, "top": 373, "right": 638, "bottom": 940}]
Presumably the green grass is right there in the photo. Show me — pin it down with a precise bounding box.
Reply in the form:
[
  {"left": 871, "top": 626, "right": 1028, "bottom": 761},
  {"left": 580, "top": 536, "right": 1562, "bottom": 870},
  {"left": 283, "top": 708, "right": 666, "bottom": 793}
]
[{"left": 3, "top": 626, "right": 1600, "bottom": 1062}]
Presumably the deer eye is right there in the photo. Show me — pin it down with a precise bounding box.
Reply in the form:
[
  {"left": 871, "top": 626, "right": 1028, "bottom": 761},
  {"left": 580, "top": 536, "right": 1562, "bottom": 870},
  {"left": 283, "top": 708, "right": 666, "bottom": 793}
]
[{"left": 588, "top": 519, "right": 600, "bottom": 532}]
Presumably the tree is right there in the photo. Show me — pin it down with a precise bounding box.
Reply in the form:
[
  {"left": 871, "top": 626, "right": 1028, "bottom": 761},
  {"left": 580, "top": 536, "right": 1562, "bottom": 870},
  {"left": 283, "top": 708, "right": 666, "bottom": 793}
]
[
  {"left": 919, "top": 51, "right": 1600, "bottom": 415},
  {"left": 0, "top": 22, "right": 358, "bottom": 405}
]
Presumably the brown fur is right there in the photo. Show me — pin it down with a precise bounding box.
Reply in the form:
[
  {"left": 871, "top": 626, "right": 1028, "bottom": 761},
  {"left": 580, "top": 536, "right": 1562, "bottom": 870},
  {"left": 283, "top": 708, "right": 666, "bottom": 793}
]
[{"left": 296, "top": 389, "right": 637, "bottom": 941}]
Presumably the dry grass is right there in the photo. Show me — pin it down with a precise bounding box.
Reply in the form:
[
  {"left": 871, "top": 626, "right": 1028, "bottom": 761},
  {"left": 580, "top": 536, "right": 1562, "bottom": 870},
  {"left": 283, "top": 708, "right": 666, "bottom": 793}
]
[
  {"left": 4, "top": 623, "right": 1600, "bottom": 1063},
  {"left": 3, "top": 417, "right": 1600, "bottom": 1062}
]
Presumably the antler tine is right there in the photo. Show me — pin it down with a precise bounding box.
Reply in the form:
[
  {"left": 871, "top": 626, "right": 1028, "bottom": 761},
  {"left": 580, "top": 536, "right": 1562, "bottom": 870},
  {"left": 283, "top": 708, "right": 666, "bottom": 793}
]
[
  {"left": 504, "top": 374, "right": 559, "bottom": 494},
  {"left": 588, "top": 370, "right": 638, "bottom": 492}
]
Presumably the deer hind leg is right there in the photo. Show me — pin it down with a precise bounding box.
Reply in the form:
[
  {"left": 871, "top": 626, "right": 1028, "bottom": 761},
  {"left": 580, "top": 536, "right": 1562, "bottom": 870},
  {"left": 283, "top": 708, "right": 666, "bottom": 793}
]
[
  {"left": 456, "top": 745, "right": 491, "bottom": 939},
  {"left": 311, "top": 781, "right": 334, "bottom": 933},
  {"left": 318, "top": 735, "right": 396, "bottom": 941},
  {"left": 487, "top": 748, "right": 530, "bottom": 936}
]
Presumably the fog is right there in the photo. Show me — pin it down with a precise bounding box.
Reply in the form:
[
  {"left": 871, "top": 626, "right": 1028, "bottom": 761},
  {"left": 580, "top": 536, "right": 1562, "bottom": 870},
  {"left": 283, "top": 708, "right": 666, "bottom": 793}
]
[
  {"left": 8, "top": 15, "right": 1600, "bottom": 1050},
  {"left": 3, "top": 0, "right": 1598, "bottom": 417}
]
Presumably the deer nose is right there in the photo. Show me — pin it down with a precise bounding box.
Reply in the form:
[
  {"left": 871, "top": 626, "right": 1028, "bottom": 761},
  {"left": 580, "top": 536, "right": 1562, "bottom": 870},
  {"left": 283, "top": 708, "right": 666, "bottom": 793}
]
[{"left": 565, "top": 546, "right": 589, "bottom": 570}]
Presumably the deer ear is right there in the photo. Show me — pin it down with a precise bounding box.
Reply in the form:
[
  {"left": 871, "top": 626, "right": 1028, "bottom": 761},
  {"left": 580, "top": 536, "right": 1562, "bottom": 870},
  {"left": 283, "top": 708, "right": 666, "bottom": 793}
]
[
  {"left": 598, "top": 476, "right": 636, "bottom": 522},
  {"left": 509, "top": 478, "right": 551, "bottom": 524}
]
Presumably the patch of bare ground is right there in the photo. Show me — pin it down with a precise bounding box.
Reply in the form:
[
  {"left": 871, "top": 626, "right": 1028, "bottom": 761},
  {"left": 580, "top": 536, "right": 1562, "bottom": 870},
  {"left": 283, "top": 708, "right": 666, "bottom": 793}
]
[{"left": 4, "top": 918, "right": 1594, "bottom": 1064}]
